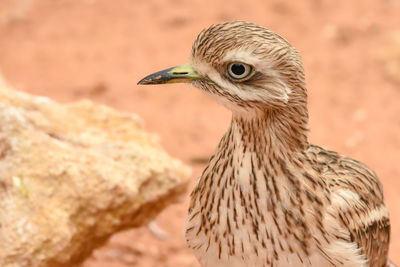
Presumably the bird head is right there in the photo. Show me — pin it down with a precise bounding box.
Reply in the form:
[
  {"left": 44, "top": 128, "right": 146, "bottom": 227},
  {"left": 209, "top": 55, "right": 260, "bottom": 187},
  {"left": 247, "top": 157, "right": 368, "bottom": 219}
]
[{"left": 138, "top": 21, "right": 307, "bottom": 115}]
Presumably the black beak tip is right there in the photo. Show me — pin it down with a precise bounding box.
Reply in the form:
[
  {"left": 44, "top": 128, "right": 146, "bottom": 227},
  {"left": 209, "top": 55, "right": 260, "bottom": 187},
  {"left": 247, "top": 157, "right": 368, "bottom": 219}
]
[
  {"left": 137, "top": 77, "right": 152, "bottom": 85},
  {"left": 137, "top": 71, "right": 172, "bottom": 85},
  {"left": 137, "top": 79, "right": 145, "bottom": 85}
]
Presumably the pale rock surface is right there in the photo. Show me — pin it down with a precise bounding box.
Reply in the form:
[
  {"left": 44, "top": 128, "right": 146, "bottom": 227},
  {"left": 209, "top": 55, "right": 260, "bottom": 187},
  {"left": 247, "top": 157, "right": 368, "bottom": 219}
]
[{"left": 0, "top": 76, "right": 190, "bottom": 267}]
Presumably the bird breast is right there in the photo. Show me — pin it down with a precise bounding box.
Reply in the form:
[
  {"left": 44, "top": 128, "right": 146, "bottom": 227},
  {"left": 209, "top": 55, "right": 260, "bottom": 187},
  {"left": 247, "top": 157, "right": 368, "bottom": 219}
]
[{"left": 184, "top": 130, "right": 328, "bottom": 266}]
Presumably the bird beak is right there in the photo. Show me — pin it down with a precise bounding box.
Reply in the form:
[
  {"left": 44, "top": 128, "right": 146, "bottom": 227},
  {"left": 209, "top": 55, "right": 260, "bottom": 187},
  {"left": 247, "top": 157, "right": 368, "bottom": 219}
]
[{"left": 137, "top": 62, "right": 201, "bottom": 85}]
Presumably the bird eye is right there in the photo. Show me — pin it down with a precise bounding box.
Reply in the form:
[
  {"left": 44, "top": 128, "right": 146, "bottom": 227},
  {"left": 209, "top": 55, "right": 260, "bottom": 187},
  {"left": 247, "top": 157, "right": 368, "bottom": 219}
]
[{"left": 227, "top": 62, "right": 253, "bottom": 81}]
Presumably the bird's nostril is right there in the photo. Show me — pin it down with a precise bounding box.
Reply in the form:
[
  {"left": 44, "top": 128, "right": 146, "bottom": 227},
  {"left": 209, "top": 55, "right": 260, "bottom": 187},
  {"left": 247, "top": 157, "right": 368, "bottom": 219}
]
[{"left": 172, "top": 72, "right": 189, "bottom": 75}]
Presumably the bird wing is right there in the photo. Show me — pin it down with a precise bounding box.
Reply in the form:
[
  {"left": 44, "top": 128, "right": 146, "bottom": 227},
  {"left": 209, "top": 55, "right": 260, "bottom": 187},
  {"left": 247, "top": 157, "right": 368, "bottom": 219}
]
[{"left": 307, "top": 144, "right": 391, "bottom": 267}]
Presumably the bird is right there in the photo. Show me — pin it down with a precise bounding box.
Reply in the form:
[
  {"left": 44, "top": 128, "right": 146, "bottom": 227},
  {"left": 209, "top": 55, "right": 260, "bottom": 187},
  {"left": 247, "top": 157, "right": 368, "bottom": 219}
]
[{"left": 138, "top": 21, "right": 395, "bottom": 267}]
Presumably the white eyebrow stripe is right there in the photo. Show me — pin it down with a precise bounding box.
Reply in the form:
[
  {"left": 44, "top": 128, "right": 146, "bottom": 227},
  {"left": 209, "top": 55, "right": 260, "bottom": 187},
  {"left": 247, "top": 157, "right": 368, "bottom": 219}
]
[{"left": 223, "top": 48, "right": 261, "bottom": 66}]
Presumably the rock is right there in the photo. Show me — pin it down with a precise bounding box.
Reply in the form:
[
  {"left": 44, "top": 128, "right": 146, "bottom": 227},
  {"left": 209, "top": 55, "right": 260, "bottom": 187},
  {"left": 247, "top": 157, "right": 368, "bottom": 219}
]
[{"left": 0, "top": 76, "right": 190, "bottom": 267}]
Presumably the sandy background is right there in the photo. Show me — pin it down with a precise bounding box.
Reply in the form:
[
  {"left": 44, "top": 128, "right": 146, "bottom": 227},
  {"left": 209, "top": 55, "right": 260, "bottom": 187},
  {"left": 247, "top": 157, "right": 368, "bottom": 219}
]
[{"left": 0, "top": 0, "right": 399, "bottom": 266}]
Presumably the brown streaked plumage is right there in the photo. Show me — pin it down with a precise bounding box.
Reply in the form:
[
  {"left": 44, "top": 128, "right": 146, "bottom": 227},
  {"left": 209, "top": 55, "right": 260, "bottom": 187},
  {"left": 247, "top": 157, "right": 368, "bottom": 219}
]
[{"left": 138, "top": 21, "right": 395, "bottom": 267}]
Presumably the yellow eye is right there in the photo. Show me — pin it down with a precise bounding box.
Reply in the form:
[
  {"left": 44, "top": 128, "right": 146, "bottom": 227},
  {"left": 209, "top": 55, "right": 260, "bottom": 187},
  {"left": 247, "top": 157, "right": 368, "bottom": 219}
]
[{"left": 227, "top": 62, "right": 253, "bottom": 80}]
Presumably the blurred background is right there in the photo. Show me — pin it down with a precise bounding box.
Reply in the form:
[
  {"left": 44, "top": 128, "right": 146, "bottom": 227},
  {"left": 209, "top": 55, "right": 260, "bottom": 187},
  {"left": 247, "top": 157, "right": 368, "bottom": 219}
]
[{"left": 0, "top": 0, "right": 399, "bottom": 266}]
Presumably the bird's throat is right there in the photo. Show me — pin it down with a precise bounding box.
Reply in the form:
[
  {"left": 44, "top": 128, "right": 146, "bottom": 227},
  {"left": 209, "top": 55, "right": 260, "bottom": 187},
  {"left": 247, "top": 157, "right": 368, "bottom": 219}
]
[{"left": 230, "top": 108, "right": 309, "bottom": 155}]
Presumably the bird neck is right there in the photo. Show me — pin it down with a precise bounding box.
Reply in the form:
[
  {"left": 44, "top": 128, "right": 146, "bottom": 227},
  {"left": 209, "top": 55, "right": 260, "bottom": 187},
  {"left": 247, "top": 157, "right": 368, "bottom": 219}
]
[{"left": 230, "top": 106, "right": 309, "bottom": 155}]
